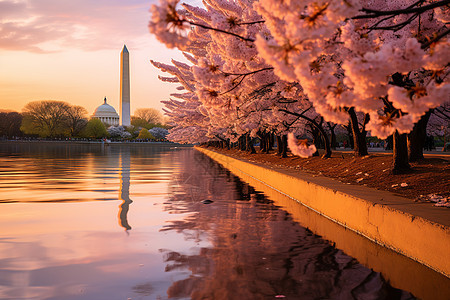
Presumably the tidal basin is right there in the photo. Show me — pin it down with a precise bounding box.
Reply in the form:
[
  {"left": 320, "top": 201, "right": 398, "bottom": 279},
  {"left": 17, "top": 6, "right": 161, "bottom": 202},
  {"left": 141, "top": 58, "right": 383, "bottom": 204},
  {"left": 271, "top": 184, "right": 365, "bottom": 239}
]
[{"left": 0, "top": 143, "right": 447, "bottom": 299}]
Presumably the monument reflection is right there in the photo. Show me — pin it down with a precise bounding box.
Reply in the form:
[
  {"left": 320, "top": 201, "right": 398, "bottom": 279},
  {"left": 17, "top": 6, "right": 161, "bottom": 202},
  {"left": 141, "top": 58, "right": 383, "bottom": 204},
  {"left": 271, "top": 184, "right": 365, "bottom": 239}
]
[{"left": 118, "top": 148, "right": 132, "bottom": 231}]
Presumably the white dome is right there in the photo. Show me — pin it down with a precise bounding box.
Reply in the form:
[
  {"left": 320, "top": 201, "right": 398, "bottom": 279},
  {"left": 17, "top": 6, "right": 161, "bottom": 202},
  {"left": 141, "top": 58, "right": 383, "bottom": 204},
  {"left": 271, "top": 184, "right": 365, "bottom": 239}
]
[
  {"left": 93, "top": 97, "right": 119, "bottom": 118},
  {"left": 92, "top": 97, "right": 120, "bottom": 126}
]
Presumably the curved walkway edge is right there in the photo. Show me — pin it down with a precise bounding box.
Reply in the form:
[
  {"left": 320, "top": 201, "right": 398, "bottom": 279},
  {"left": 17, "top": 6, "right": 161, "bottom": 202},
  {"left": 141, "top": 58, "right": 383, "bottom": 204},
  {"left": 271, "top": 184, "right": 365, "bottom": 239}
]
[{"left": 196, "top": 147, "right": 450, "bottom": 278}]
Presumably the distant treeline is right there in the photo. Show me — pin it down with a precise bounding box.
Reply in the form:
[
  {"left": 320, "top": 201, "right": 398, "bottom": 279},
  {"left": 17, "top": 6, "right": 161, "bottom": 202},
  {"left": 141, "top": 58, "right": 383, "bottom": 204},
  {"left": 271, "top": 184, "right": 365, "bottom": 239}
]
[{"left": 1, "top": 100, "right": 170, "bottom": 140}]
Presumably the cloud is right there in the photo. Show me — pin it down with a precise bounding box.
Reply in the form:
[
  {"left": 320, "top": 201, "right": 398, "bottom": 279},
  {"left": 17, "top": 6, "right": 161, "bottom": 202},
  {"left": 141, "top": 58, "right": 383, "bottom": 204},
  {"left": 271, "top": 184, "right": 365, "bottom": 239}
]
[
  {"left": 0, "top": 0, "right": 158, "bottom": 53},
  {"left": 0, "top": 0, "right": 28, "bottom": 18}
]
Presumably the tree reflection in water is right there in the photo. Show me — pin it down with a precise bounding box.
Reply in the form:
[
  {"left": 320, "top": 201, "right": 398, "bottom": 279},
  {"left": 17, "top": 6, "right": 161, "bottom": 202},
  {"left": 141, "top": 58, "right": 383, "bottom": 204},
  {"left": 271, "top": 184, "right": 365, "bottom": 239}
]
[{"left": 160, "top": 151, "right": 415, "bottom": 299}]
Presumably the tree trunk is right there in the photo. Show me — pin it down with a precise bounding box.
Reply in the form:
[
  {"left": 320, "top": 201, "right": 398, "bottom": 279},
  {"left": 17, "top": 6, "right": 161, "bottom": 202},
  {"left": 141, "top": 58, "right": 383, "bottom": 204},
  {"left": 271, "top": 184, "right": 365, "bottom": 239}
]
[
  {"left": 238, "top": 135, "right": 246, "bottom": 151},
  {"left": 309, "top": 124, "right": 321, "bottom": 157},
  {"left": 408, "top": 110, "right": 431, "bottom": 161},
  {"left": 393, "top": 131, "right": 411, "bottom": 174},
  {"left": 270, "top": 133, "right": 275, "bottom": 151},
  {"left": 278, "top": 109, "right": 332, "bottom": 158},
  {"left": 247, "top": 135, "right": 256, "bottom": 154},
  {"left": 281, "top": 134, "right": 288, "bottom": 158},
  {"left": 327, "top": 122, "right": 337, "bottom": 149},
  {"left": 265, "top": 133, "right": 273, "bottom": 153},
  {"left": 348, "top": 108, "right": 369, "bottom": 156},
  {"left": 264, "top": 133, "right": 271, "bottom": 154},
  {"left": 316, "top": 124, "right": 331, "bottom": 158},
  {"left": 257, "top": 132, "right": 266, "bottom": 153},
  {"left": 345, "top": 123, "right": 354, "bottom": 149},
  {"left": 276, "top": 135, "right": 283, "bottom": 156}
]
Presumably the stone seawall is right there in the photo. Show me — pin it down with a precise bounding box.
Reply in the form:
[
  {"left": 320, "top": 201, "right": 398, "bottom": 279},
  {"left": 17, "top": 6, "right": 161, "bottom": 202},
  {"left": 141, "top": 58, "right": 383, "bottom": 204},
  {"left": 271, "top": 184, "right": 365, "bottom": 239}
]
[{"left": 196, "top": 147, "right": 450, "bottom": 280}]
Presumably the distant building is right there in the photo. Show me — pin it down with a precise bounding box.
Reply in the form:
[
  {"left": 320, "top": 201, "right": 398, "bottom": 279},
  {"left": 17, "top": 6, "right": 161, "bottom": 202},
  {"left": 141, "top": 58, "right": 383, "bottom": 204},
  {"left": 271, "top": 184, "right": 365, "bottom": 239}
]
[{"left": 92, "top": 97, "right": 119, "bottom": 126}]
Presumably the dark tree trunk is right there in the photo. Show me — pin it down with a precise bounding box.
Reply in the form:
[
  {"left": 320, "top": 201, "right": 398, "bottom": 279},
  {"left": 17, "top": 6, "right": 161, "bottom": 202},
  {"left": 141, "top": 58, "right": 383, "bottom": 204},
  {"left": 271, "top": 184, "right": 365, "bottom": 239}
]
[
  {"left": 393, "top": 131, "right": 411, "bottom": 174},
  {"left": 278, "top": 109, "right": 332, "bottom": 158},
  {"left": 307, "top": 124, "right": 321, "bottom": 157},
  {"left": 263, "top": 133, "right": 271, "bottom": 154},
  {"left": 247, "top": 135, "right": 256, "bottom": 154},
  {"left": 238, "top": 135, "right": 247, "bottom": 151},
  {"left": 257, "top": 132, "right": 266, "bottom": 153},
  {"left": 408, "top": 110, "right": 431, "bottom": 161},
  {"left": 316, "top": 129, "right": 331, "bottom": 157},
  {"left": 265, "top": 133, "right": 273, "bottom": 154},
  {"left": 327, "top": 122, "right": 337, "bottom": 149},
  {"left": 269, "top": 133, "right": 275, "bottom": 151},
  {"left": 348, "top": 108, "right": 369, "bottom": 156},
  {"left": 276, "top": 135, "right": 283, "bottom": 156},
  {"left": 309, "top": 125, "right": 320, "bottom": 157},
  {"left": 344, "top": 123, "right": 354, "bottom": 149},
  {"left": 281, "top": 134, "right": 288, "bottom": 158},
  {"left": 312, "top": 117, "right": 325, "bottom": 149},
  {"left": 314, "top": 122, "right": 332, "bottom": 158}
]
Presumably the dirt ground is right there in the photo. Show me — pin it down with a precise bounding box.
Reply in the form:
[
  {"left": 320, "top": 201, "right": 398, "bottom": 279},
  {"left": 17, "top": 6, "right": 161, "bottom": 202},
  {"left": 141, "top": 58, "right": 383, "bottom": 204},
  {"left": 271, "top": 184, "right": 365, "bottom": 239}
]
[{"left": 203, "top": 146, "right": 450, "bottom": 205}]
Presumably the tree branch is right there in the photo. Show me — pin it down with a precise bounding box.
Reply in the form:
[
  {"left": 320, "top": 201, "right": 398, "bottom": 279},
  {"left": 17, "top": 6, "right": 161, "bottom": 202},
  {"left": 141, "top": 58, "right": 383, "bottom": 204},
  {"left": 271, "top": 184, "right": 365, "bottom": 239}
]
[
  {"left": 188, "top": 21, "right": 255, "bottom": 42},
  {"left": 222, "top": 67, "right": 274, "bottom": 77},
  {"left": 237, "top": 20, "right": 265, "bottom": 26},
  {"left": 421, "top": 28, "right": 450, "bottom": 49},
  {"left": 219, "top": 68, "right": 274, "bottom": 95},
  {"left": 368, "top": 13, "right": 419, "bottom": 31},
  {"left": 353, "top": 0, "right": 449, "bottom": 19}
]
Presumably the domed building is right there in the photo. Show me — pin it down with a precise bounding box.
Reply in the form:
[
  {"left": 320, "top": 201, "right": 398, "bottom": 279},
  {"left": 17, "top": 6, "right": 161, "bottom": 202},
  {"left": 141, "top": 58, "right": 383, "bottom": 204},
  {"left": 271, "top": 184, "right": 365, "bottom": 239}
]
[{"left": 92, "top": 97, "right": 120, "bottom": 126}]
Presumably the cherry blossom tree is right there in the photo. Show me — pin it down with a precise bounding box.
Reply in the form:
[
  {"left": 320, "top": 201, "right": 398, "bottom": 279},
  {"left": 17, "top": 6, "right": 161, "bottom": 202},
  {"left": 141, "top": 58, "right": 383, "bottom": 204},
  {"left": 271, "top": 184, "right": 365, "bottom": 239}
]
[
  {"left": 149, "top": 127, "right": 169, "bottom": 139},
  {"left": 149, "top": 0, "right": 449, "bottom": 171},
  {"left": 151, "top": 58, "right": 212, "bottom": 144},
  {"left": 253, "top": 0, "right": 449, "bottom": 171},
  {"left": 107, "top": 125, "right": 132, "bottom": 139},
  {"left": 150, "top": 0, "right": 332, "bottom": 157}
]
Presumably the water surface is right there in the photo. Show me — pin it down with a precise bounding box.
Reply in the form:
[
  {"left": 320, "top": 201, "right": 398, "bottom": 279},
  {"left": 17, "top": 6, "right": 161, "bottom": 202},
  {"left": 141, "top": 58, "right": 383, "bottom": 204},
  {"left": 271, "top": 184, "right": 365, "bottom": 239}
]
[{"left": 0, "top": 143, "right": 432, "bottom": 299}]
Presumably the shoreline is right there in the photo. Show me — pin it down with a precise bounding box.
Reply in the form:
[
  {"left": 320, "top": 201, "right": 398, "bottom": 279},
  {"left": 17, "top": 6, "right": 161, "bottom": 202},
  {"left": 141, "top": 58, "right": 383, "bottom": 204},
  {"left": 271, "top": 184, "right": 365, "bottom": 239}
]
[
  {"left": 196, "top": 146, "right": 450, "bottom": 279},
  {"left": 0, "top": 140, "right": 194, "bottom": 147}
]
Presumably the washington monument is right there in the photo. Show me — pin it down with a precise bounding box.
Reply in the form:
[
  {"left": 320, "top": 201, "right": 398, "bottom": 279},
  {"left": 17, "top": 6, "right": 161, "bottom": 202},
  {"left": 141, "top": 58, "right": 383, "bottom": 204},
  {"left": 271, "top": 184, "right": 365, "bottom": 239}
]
[{"left": 120, "top": 45, "right": 131, "bottom": 126}]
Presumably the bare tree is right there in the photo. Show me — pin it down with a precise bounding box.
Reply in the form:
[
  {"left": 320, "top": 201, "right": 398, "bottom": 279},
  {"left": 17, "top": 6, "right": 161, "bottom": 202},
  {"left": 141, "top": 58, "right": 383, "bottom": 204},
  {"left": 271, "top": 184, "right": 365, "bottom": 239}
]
[
  {"left": 0, "top": 111, "right": 23, "bottom": 137},
  {"left": 21, "top": 100, "right": 88, "bottom": 137},
  {"left": 66, "top": 105, "right": 88, "bottom": 137},
  {"left": 133, "top": 108, "right": 163, "bottom": 125},
  {"left": 21, "top": 101, "right": 71, "bottom": 137}
]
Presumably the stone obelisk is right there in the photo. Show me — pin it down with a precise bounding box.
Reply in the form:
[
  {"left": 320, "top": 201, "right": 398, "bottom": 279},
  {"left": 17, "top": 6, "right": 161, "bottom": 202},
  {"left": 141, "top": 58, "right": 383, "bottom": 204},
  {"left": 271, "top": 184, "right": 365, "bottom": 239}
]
[{"left": 120, "top": 45, "right": 131, "bottom": 126}]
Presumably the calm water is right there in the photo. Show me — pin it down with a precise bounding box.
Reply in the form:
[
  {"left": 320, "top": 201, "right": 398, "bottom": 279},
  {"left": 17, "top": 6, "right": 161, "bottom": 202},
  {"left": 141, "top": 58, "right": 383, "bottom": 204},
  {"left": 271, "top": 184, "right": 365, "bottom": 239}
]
[{"left": 0, "top": 142, "right": 429, "bottom": 299}]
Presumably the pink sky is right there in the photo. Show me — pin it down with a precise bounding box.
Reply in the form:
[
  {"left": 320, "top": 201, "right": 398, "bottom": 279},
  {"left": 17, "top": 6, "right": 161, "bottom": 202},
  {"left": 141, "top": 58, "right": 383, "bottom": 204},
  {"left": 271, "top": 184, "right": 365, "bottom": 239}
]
[{"left": 0, "top": 0, "right": 193, "bottom": 115}]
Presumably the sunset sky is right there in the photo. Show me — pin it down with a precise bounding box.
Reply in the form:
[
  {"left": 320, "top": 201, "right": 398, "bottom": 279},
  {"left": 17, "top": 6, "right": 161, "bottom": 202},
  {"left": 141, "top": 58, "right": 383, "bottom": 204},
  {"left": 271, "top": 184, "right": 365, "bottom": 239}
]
[{"left": 0, "top": 0, "right": 195, "bottom": 115}]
